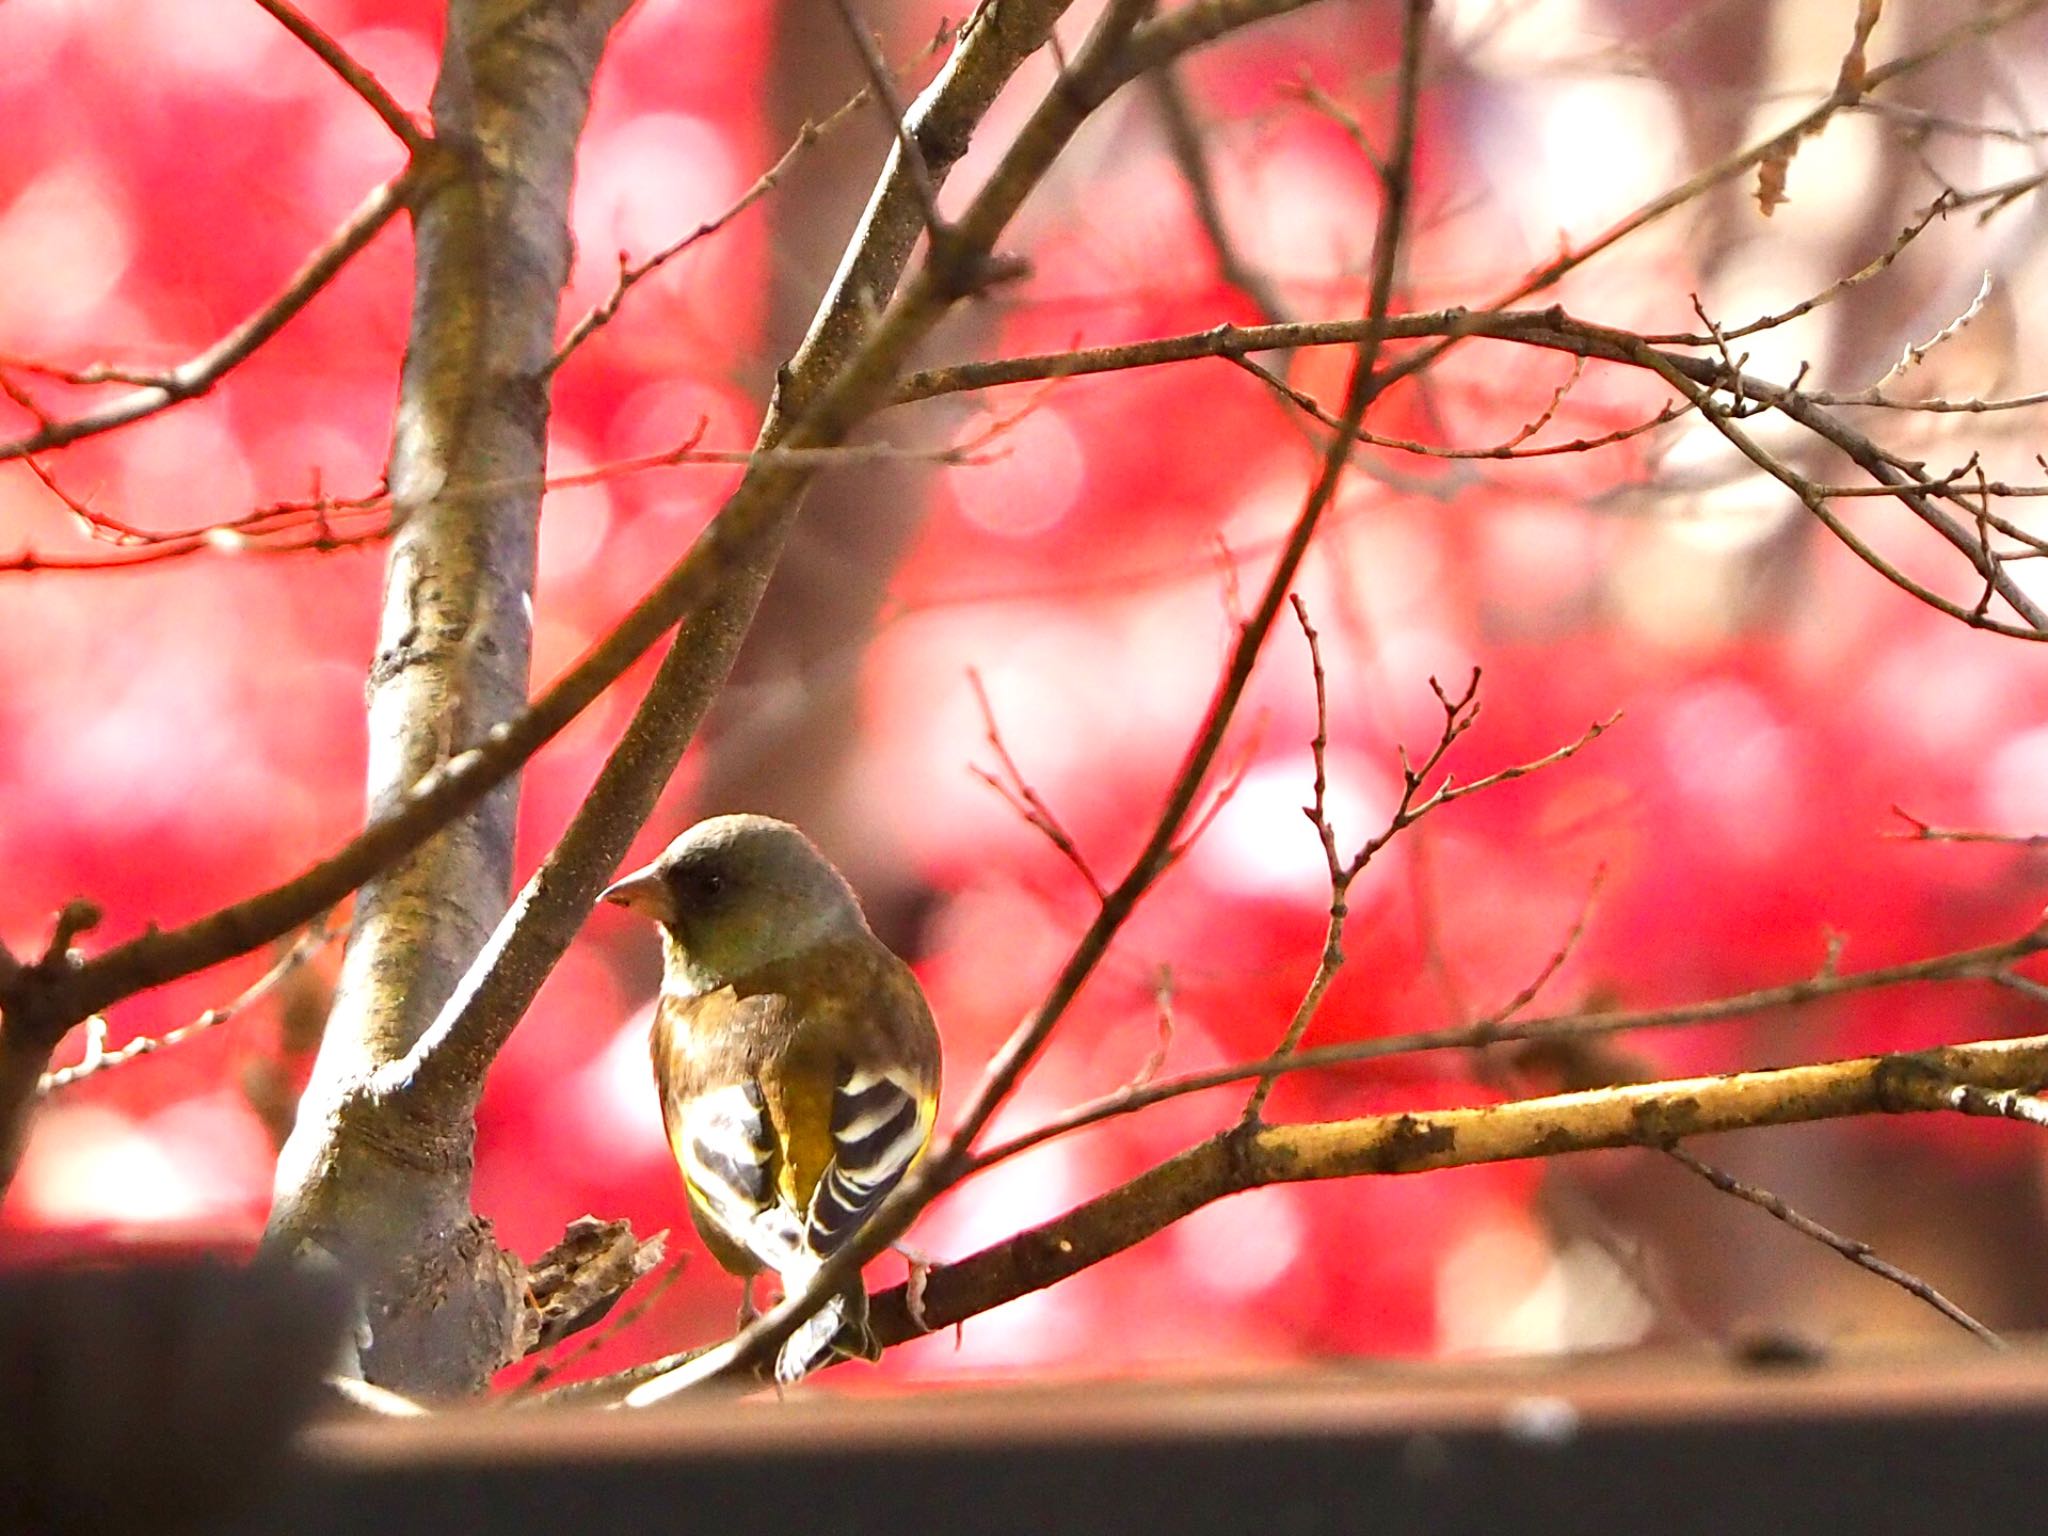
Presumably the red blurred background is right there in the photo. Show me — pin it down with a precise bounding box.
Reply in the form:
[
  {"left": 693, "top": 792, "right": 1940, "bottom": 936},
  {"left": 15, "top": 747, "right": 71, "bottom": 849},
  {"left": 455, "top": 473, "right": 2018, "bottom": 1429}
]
[{"left": 5, "top": 0, "right": 2048, "bottom": 1386}]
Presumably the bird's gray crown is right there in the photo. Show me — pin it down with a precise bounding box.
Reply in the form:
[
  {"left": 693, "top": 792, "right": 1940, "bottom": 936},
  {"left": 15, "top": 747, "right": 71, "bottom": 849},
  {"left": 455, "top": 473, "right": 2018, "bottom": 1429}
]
[{"left": 651, "top": 815, "right": 869, "bottom": 989}]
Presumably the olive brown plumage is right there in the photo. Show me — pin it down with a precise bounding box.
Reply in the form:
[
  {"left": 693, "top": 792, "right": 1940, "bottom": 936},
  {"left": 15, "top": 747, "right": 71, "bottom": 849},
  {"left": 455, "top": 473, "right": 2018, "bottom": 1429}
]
[{"left": 602, "top": 815, "right": 941, "bottom": 1383}]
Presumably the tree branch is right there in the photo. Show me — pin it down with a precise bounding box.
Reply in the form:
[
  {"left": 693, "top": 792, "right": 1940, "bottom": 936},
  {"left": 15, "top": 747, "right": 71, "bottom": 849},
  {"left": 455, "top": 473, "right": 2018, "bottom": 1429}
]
[
  {"left": 969, "top": 921, "right": 2048, "bottom": 1173},
  {"left": 893, "top": 306, "right": 2048, "bottom": 637},
  {"left": 381, "top": 0, "right": 1083, "bottom": 1129},
  {"left": 37, "top": 920, "right": 336, "bottom": 1093},
  {"left": 617, "top": 0, "right": 1425, "bottom": 1403},
  {"left": 573, "top": 1023, "right": 2048, "bottom": 1400},
  {"left": 546, "top": 20, "right": 960, "bottom": 373},
  {"left": 855, "top": 1031, "right": 2048, "bottom": 1352},
  {"left": 0, "top": 170, "right": 421, "bottom": 462},
  {"left": 249, "top": 0, "right": 429, "bottom": 154},
  {"left": 1661, "top": 1145, "right": 2003, "bottom": 1348}
]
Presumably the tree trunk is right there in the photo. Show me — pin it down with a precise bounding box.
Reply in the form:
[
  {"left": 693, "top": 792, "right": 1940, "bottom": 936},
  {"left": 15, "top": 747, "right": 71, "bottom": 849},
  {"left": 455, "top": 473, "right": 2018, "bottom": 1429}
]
[{"left": 266, "top": 0, "right": 630, "bottom": 1397}]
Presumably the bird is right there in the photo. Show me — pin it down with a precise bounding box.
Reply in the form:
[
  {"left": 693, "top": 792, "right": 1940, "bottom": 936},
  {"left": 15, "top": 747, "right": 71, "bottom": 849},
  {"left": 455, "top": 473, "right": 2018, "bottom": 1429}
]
[{"left": 601, "top": 814, "right": 942, "bottom": 1384}]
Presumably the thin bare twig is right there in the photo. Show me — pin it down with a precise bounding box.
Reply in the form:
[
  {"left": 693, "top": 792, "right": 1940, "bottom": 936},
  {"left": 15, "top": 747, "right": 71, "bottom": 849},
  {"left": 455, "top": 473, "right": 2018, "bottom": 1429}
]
[
  {"left": 1167, "top": 711, "right": 1267, "bottom": 867},
  {"left": 1282, "top": 72, "right": 1386, "bottom": 186},
  {"left": 38, "top": 920, "right": 337, "bottom": 1093},
  {"left": 1889, "top": 806, "right": 2048, "bottom": 848},
  {"left": 1487, "top": 867, "right": 1606, "bottom": 1026},
  {"left": 1232, "top": 351, "right": 1693, "bottom": 464},
  {"left": 1663, "top": 1144, "right": 2004, "bottom": 1348},
  {"left": 0, "top": 171, "right": 419, "bottom": 462},
  {"left": 1130, "top": 968, "right": 1178, "bottom": 1093},
  {"left": 1149, "top": 63, "right": 1291, "bottom": 323},
  {"left": 1240, "top": 607, "right": 1612, "bottom": 1125},
  {"left": 249, "top": 0, "right": 429, "bottom": 154},
  {"left": 1642, "top": 192, "right": 1959, "bottom": 347},
  {"left": 549, "top": 21, "right": 957, "bottom": 372},
  {"left": 9, "top": 411, "right": 1037, "bottom": 576},
  {"left": 833, "top": 0, "right": 947, "bottom": 241},
  {"left": 1240, "top": 598, "right": 1341, "bottom": 1125},
  {"left": 1872, "top": 270, "right": 1997, "bottom": 394},
  {"left": 966, "top": 669, "right": 1105, "bottom": 901}
]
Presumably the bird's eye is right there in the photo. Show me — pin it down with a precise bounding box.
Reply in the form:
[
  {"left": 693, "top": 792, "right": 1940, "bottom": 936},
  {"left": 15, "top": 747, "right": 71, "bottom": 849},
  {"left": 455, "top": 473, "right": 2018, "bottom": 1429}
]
[{"left": 700, "top": 871, "right": 725, "bottom": 897}]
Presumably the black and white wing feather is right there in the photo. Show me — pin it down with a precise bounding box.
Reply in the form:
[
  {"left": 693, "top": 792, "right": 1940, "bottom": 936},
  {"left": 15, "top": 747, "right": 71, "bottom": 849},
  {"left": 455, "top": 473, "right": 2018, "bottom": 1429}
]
[
  {"left": 677, "top": 1080, "right": 803, "bottom": 1271},
  {"left": 806, "top": 1065, "right": 932, "bottom": 1256}
]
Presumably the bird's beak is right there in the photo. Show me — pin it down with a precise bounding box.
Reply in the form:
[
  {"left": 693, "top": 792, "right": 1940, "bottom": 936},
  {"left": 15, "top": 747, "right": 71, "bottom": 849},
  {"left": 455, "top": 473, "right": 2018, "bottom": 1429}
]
[{"left": 599, "top": 865, "right": 671, "bottom": 921}]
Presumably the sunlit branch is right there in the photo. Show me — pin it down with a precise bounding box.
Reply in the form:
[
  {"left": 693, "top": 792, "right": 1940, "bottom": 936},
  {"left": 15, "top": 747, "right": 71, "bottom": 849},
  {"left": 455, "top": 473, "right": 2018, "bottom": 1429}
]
[
  {"left": 966, "top": 920, "right": 2048, "bottom": 1173},
  {"left": 1927, "top": 1079, "right": 2048, "bottom": 1127},
  {"left": 1, "top": 531, "right": 386, "bottom": 575},
  {"left": 491, "top": 1023, "right": 2048, "bottom": 1397},
  {"left": 1811, "top": 385, "right": 2048, "bottom": 413},
  {"left": 861, "top": 1030, "right": 2048, "bottom": 1352},
  {"left": 9, "top": 458, "right": 392, "bottom": 573}
]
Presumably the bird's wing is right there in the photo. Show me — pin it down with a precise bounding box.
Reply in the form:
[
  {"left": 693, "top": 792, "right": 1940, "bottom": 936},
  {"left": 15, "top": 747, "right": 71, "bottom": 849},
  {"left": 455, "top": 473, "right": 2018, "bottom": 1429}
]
[
  {"left": 805, "top": 1059, "right": 934, "bottom": 1256},
  {"left": 654, "top": 989, "right": 805, "bottom": 1274},
  {"left": 791, "top": 950, "right": 939, "bottom": 1259},
  {"left": 660, "top": 945, "right": 941, "bottom": 1275},
  {"left": 679, "top": 1077, "right": 804, "bottom": 1265}
]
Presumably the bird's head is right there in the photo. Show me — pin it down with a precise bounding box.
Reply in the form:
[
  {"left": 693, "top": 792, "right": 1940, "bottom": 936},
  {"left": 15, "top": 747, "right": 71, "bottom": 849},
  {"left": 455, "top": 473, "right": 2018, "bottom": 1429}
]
[{"left": 600, "top": 814, "right": 869, "bottom": 991}]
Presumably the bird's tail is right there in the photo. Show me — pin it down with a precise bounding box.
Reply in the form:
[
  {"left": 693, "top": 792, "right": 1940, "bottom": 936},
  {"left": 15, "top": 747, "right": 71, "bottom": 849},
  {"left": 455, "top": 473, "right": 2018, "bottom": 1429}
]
[{"left": 774, "top": 1271, "right": 876, "bottom": 1386}]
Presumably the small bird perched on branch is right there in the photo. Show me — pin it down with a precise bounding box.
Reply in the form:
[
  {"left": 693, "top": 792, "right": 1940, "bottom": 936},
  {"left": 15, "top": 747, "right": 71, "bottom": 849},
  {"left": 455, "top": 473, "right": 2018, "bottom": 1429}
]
[{"left": 602, "top": 815, "right": 942, "bottom": 1385}]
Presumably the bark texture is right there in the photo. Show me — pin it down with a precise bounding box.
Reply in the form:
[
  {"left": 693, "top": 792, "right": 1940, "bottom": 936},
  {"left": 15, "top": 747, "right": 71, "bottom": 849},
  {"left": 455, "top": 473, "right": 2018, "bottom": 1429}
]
[{"left": 266, "top": 0, "right": 630, "bottom": 1396}]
